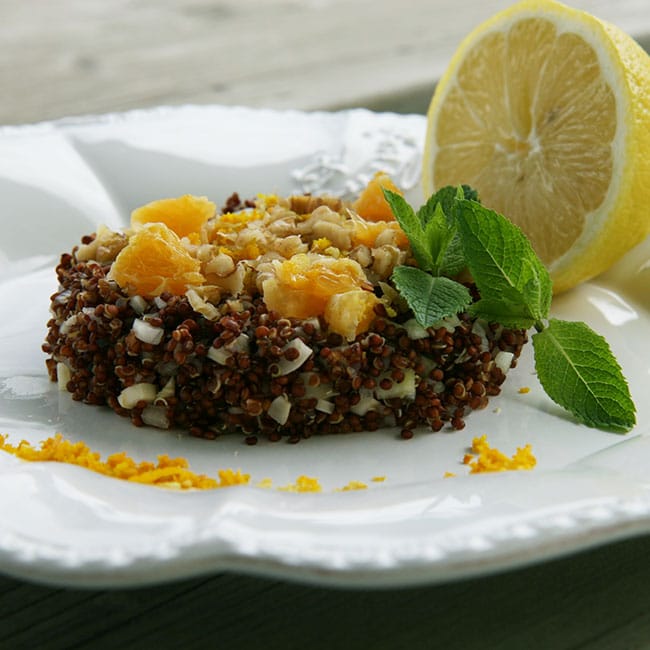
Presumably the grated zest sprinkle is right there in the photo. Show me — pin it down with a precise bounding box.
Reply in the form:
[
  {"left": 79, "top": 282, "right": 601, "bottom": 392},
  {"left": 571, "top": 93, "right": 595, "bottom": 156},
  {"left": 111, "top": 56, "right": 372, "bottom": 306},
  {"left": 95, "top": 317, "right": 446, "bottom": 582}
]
[
  {"left": 463, "top": 434, "right": 536, "bottom": 473},
  {"left": 278, "top": 475, "right": 322, "bottom": 492},
  {"left": 0, "top": 433, "right": 250, "bottom": 490}
]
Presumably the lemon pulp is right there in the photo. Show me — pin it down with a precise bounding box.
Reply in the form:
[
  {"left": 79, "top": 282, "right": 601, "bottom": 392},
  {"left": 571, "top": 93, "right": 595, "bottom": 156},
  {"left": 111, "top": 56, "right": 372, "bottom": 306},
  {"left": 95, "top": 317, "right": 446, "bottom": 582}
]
[{"left": 423, "top": 0, "right": 650, "bottom": 293}]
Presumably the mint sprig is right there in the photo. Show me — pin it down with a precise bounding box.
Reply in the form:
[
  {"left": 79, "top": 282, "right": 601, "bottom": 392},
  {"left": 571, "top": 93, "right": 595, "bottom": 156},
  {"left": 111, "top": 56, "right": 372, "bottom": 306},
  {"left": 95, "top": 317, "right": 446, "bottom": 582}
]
[
  {"left": 384, "top": 185, "right": 474, "bottom": 277},
  {"left": 384, "top": 187, "right": 636, "bottom": 432},
  {"left": 392, "top": 266, "right": 471, "bottom": 328},
  {"left": 532, "top": 320, "right": 635, "bottom": 432},
  {"left": 454, "top": 199, "right": 551, "bottom": 329}
]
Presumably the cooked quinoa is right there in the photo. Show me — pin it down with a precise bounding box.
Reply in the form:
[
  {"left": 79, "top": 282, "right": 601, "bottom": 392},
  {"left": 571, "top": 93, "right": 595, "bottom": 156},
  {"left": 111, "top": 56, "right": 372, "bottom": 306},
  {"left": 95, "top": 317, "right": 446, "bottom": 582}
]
[{"left": 43, "top": 184, "right": 527, "bottom": 442}]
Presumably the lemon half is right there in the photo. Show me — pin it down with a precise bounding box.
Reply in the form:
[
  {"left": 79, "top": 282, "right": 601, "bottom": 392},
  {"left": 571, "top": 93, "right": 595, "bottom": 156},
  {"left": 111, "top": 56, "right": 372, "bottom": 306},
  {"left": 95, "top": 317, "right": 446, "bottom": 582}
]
[{"left": 422, "top": 0, "right": 650, "bottom": 293}]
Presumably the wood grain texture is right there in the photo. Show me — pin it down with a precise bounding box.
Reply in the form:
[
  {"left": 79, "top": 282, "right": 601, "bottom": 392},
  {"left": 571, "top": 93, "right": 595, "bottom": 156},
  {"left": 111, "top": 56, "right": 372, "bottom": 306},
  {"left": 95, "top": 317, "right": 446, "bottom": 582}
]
[
  {"left": 2, "top": 0, "right": 649, "bottom": 125},
  {"left": 4, "top": 534, "right": 650, "bottom": 649}
]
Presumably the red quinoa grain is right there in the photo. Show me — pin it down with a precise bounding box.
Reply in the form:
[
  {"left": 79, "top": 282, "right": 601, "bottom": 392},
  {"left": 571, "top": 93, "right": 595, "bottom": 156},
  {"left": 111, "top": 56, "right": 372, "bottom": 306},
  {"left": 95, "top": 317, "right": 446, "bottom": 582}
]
[{"left": 43, "top": 194, "right": 528, "bottom": 443}]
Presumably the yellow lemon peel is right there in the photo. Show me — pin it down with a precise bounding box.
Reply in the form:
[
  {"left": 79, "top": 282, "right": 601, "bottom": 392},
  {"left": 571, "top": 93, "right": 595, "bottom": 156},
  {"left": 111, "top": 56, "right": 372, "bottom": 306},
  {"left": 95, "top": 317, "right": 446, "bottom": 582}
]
[{"left": 423, "top": 0, "right": 650, "bottom": 292}]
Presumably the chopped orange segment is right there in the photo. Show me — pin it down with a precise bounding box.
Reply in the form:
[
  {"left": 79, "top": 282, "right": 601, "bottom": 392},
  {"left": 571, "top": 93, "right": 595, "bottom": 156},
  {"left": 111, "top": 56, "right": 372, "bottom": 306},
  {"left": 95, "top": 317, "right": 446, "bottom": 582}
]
[
  {"left": 109, "top": 222, "right": 205, "bottom": 297},
  {"left": 352, "top": 220, "right": 409, "bottom": 249},
  {"left": 131, "top": 195, "right": 215, "bottom": 239},
  {"left": 325, "top": 290, "right": 379, "bottom": 341},
  {"left": 262, "top": 254, "right": 378, "bottom": 339},
  {"left": 352, "top": 172, "right": 403, "bottom": 222},
  {"left": 262, "top": 253, "right": 370, "bottom": 315}
]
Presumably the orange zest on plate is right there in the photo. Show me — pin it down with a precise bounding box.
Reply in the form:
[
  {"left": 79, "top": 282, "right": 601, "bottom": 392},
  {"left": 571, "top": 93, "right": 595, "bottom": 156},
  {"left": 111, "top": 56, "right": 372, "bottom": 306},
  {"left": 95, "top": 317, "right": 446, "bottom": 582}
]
[
  {"left": 463, "top": 435, "right": 536, "bottom": 473},
  {"left": 0, "top": 433, "right": 246, "bottom": 490}
]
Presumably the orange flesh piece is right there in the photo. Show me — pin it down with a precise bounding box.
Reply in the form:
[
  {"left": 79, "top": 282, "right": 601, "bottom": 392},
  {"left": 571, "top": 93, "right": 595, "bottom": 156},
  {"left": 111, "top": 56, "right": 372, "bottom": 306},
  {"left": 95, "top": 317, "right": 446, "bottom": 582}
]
[
  {"left": 263, "top": 254, "right": 370, "bottom": 319},
  {"left": 131, "top": 195, "right": 216, "bottom": 239},
  {"left": 109, "top": 222, "right": 205, "bottom": 297},
  {"left": 324, "top": 289, "right": 380, "bottom": 341},
  {"left": 352, "top": 172, "right": 403, "bottom": 222},
  {"left": 352, "top": 220, "right": 410, "bottom": 249}
]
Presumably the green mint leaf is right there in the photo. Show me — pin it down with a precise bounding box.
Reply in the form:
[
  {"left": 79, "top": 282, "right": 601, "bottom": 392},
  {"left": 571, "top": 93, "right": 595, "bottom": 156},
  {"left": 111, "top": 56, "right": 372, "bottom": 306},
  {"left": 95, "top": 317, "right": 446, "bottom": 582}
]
[
  {"left": 416, "top": 190, "right": 448, "bottom": 227},
  {"left": 384, "top": 186, "right": 471, "bottom": 277},
  {"left": 454, "top": 199, "right": 552, "bottom": 326},
  {"left": 382, "top": 189, "right": 434, "bottom": 271},
  {"left": 420, "top": 185, "right": 478, "bottom": 225},
  {"left": 459, "top": 184, "right": 479, "bottom": 203},
  {"left": 532, "top": 319, "right": 636, "bottom": 432},
  {"left": 391, "top": 265, "right": 472, "bottom": 328},
  {"left": 417, "top": 190, "right": 466, "bottom": 276},
  {"left": 436, "top": 186, "right": 473, "bottom": 276},
  {"left": 439, "top": 229, "right": 466, "bottom": 277},
  {"left": 413, "top": 186, "right": 472, "bottom": 277},
  {"left": 421, "top": 203, "right": 456, "bottom": 275},
  {"left": 468, "top": 298, "right": 538, "bottom": 330}
]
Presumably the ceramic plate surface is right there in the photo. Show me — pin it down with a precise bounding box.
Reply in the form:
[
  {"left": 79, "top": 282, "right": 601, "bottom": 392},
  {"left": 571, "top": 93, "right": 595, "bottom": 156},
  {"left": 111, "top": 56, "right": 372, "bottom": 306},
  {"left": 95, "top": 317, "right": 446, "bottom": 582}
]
[{"left": 1, "top": 105, "right": 650, "bottom": 588}]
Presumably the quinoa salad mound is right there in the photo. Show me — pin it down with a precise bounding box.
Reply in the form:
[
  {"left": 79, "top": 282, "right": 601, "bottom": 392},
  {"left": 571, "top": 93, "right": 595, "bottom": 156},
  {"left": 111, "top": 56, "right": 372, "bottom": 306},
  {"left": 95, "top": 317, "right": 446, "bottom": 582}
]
[{"left": 43, "top": 175, "right": 527, "bottom": 442}]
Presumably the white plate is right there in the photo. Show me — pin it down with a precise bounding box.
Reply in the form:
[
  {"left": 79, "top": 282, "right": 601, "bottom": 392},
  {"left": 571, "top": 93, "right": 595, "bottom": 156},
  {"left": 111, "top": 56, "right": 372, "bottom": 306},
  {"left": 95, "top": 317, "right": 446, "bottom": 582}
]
[{"left": 1, "top": 105, "right": 650, "bottom": 589}]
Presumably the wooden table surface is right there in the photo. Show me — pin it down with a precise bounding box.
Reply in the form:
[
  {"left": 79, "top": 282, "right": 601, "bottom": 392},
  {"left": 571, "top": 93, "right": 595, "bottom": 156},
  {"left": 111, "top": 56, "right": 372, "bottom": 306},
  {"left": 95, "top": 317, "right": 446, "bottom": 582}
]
[
  {"left": 4, "top": 534, "right": 650, "bottom": 650},
  {"left": 3, "top": 1, "right": 650, "bottom": 648},
  {"left": 2, "top": 0, "right": 649, "bottom": 124}
]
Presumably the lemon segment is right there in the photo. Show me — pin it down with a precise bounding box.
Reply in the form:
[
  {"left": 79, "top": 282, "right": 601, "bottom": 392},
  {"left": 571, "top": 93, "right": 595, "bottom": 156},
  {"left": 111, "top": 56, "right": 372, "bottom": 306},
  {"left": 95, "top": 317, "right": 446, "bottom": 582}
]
[{"left": 422, "top": 0, "right": 650, "bottom": 293}]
